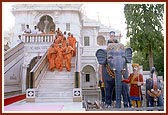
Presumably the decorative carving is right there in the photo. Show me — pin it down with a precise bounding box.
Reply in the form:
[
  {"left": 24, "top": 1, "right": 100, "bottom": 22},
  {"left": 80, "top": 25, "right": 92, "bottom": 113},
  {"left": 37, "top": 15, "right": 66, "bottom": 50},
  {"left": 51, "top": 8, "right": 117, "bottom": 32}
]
[
  {"left": 44, "top": 16, "right": 49, "bottom": 33},
  {"left": 26, "top": 89, "right": 35, "bottom": 98},
  {"left": 106, "top": 43, "right": 125, "bottom": 51},
  {"left": 29, "top": 46, "right": 48, "bottom": 50},
  {"left": 10, "top": 74, "right": 17, "bottom": 80}
]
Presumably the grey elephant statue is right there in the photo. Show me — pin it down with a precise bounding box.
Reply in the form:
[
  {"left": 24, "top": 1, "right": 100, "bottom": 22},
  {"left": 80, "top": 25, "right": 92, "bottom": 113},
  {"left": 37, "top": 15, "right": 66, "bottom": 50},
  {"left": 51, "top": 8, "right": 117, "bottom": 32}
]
[
  {"left": 96, "top": 43, "right": 132, "bottom": 108},
  {"left": 146, "top": 67, "right": 164, "bottom": 107}
]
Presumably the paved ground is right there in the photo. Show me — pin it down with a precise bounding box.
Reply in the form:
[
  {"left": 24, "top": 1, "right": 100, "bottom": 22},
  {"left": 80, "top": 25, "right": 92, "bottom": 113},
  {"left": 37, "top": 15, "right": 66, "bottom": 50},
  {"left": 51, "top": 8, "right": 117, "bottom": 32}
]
[{"left": 3, "top": 100, "right": 85, "bottom": 113}]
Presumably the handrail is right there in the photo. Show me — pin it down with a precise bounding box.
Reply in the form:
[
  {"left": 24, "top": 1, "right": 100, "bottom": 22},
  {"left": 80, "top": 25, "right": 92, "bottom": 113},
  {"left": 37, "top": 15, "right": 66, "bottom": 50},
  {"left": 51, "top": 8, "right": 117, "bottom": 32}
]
[
  {"left": 31, "top": 51, "right": 47, "bottom": 72},
  {"left": 75, "top": 41, "right": 79, "bottom": 72},
  {"left": 4, "top": 42, "right": 25, "bottom": 95},
  {"left": 74, "top": 41, "right": 80, "bottom": 88},
  {"left": 4, "top": 42, "right": 24, "bottom": 66},
  {"left": 29, "top": 51, "right": 48, "bottom": 88}
]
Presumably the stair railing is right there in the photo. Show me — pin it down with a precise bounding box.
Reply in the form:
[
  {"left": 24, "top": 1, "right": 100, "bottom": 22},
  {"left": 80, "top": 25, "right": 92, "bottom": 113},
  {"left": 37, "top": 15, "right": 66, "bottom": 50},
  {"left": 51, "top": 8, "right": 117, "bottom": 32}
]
[
  {"left": 4, "top": 42, "right": 25, "bottom": 95},
  {"left": 29, "top": 51, "right": 48, "bottom": 89},
  {"left": 74, "top": 41, "right": 80, "bottom": 88}
]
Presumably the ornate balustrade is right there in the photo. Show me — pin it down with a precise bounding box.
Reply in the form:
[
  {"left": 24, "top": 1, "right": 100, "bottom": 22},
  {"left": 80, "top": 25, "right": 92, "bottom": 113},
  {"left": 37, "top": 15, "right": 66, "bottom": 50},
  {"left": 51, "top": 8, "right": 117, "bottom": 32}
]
[{"left": 21, "top": 34, "right": 55, "bottom": 43}]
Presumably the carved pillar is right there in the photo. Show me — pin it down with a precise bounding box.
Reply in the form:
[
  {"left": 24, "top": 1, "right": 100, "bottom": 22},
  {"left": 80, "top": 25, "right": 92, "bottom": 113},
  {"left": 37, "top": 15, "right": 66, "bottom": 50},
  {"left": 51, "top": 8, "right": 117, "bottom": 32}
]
[
  {"left": 93, "top": 28, "right": 97, "bottom": 46},
  {"left": 44, "top": 16, "right": 49, "bottom": 33}
]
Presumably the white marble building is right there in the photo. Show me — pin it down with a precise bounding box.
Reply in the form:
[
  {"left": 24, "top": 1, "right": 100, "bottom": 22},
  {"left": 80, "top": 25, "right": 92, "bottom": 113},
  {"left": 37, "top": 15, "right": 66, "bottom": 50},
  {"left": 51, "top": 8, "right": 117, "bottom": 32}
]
[{"left": 4, "top": 4, "right": 122, "bottom": 95}]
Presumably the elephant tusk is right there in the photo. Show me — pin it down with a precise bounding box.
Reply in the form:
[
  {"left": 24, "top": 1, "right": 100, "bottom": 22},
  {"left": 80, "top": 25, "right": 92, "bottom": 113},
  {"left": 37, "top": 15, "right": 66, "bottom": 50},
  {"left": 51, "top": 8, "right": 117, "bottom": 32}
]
[
  {"left": 122, "top": 68, "right": 126, "bottom": 71},
  {"left": 121, "top": 68, "right": 126, "bottom": 75}
]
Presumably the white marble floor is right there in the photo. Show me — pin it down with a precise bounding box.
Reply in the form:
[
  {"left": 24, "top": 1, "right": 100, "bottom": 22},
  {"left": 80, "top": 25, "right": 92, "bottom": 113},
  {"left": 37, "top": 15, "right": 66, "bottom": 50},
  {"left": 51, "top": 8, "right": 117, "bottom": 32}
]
[{"left": 3, "top": 100, "right": 85, "bottom": 113}]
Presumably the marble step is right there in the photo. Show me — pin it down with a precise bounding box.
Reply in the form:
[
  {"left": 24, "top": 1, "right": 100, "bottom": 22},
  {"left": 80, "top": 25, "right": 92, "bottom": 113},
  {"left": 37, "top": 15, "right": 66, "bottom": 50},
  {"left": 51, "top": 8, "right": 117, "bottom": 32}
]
[
  {"left": 62, "top": 64, "right": 75, "bottom": 68},
  {"left": 45, "top": 71, "right": 74, "bottom": 76},
  {"left": 40, "top": 79, "right": 74, "bottom": 84},
  {"left": 35, "top": 97, "right": 73, "bottom": 102},
  {"left": 38, "top": 87, "right": 73, "bottom": 92},
  {"left": 39, "top": 83, "right": 74, "bottom": 87},
  {"left": 44, "top": 75, "right": 74, "bottom": 79},
  {"left": 43, "top": 75, "right": 74, "bottom": 79},
  {"left": 37, "top": 91, "right": 73, "bottom": 97}
]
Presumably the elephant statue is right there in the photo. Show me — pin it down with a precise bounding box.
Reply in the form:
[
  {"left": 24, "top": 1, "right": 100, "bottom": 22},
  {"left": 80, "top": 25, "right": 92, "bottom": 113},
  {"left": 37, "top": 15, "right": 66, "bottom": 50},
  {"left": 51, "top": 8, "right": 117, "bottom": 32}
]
[
  {"left": 146, "top": 67, "right": 164, "bottom": 107},
  {"left": 96, "top": 43, "right": 133, "bottom": 108}
]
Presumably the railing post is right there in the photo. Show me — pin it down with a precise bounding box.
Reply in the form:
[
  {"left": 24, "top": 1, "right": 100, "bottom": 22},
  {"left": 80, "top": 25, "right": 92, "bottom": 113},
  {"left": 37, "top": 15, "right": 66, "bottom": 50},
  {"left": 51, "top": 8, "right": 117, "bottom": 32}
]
[
  {"left": 26, "top": 72, "right": 35, "bottom": 102},
  {"left": 73, "top": 41, "right": 82, "bottom": 102},
  {"left": 74, "top": 72, "right": 80, "bottom": 88}
]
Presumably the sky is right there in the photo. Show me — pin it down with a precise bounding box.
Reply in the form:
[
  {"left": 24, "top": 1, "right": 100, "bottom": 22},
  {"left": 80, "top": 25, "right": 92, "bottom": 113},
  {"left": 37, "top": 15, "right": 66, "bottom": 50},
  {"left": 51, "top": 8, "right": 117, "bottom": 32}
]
[
  {"left": 3, "top": 3, "right": 15, "bottom": 31},
  {"left": 2, "top": 2, "right": 128, "bottom": 44}
]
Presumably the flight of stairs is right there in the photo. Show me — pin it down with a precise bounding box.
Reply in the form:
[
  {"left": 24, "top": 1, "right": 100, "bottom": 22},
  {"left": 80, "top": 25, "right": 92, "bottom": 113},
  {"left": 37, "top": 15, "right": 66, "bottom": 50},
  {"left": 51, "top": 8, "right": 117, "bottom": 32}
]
[{"left": 35, "top": 58, "right": 76, "bottom": 102}]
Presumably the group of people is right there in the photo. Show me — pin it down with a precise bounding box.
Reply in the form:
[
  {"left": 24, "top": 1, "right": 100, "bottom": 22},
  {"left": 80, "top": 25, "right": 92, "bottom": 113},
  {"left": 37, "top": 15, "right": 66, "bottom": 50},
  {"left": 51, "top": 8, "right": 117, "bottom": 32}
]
[
  {"left": 23, "top": 24, "right": 45, "bottom": 35},
  {"left": 47, "top": 28, "right": 77, "bottom": 72}
]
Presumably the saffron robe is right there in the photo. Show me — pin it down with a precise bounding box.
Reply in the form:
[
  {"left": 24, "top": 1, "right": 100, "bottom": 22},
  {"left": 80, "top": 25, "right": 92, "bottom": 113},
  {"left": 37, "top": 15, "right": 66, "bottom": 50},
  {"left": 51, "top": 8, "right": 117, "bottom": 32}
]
[
  {"left": 47, "top": 46, "right": 56, "bottom": 71},
  {"left": 63, "top": 46, "right": 74, "bottom": 71},
  {"left": 123, "top": 73, "right": 143, "bottom": 100}
]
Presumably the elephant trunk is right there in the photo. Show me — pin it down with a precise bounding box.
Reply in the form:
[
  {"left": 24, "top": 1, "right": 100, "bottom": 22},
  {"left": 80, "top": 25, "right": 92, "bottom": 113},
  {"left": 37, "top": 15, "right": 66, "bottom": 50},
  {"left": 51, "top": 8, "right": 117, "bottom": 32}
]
[
  {"left": 112, "top": 57, "right": 125, "bottom": 108},
  {"left": 114, "top": 70, "right": 122, "bottom": 108}
]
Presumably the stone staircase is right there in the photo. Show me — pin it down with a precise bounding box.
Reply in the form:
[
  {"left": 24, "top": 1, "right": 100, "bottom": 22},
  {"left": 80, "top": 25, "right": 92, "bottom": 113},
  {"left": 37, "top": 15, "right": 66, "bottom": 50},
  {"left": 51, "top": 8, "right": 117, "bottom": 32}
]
[{"left": 35, "top": 58, "right": 76, "bottom": 102}]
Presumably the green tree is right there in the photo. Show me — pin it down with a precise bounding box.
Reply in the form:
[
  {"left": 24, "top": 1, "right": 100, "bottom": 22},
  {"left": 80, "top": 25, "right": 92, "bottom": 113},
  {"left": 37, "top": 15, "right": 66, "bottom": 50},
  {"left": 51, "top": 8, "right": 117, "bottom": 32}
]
[
  {"left": 126, "top": 41, "right": 164, "bottom": 76},
  {"left": 132, "top": 51, "right": 149, "bottom": 70},
  {"left": 153, "top": 48, "right": 164, "bottom": 76},
  {"left": 124, "top": 4, "right": 164, "bottom": 70}
]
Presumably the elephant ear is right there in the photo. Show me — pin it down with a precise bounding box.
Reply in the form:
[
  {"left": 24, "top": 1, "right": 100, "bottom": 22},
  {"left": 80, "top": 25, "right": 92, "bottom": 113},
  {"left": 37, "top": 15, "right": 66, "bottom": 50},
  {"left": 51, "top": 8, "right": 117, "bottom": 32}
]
[
  {"left": 125, "top": 47, "right": 132, "bottom": 63},
  {"left": 96, "top": 49, "right": 107, "bottom": 64}
]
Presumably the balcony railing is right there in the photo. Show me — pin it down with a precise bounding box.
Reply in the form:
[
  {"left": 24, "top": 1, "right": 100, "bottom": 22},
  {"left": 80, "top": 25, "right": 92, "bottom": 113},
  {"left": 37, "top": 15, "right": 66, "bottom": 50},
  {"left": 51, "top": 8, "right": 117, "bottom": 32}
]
[{"left": 21, "top": 34, "right": 55, "bottom": 43}]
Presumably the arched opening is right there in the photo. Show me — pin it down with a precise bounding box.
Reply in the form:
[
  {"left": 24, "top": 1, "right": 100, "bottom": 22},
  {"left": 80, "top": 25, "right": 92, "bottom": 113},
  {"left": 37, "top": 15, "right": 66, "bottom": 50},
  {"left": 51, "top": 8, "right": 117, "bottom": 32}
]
[
  {"left": 81, "top": 65, "right": 97, "bottom": 89},
  {"left": 37, "top": 15, "right": 55, "bottom": 34},
  {"left": 97, "top": 35, "right": 106, "bottom": 46},
  {"left": 26, "top": 56, "right": 41, "bottom": 89}
]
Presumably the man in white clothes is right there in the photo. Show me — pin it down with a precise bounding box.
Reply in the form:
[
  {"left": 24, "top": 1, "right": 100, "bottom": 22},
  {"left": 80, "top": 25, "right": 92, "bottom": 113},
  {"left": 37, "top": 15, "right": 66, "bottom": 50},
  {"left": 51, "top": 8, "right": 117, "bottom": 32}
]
[
  {"left": 31, "top": 26, "right": 38, "bottom": 35},
  {"left": 23, "top": 25, "right": 31, "bottom": 34}
]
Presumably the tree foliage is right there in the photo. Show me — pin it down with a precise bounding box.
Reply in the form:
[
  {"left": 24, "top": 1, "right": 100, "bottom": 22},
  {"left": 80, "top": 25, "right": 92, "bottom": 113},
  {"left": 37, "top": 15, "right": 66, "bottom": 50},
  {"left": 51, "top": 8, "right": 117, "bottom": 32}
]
[
  {"left": 132, "top": 51, "right": 149, "bottom": 70},
  {"left": 124, "top": 4, "right": 164, "bottom": 73},
  {"left": 132, "top": 49, "right": 164, "bottom": 76}
]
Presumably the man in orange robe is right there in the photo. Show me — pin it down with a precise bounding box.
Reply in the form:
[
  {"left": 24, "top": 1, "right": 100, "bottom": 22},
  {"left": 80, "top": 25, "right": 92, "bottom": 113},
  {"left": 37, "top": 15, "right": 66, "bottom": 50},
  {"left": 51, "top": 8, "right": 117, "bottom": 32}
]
[
  {"left": 55, "top": 43, "right": 64, "bottom": 71},
  {"left": 55, "top": 33, "right": 63, "bottom": 44},
  {"left": 47, "top": 44, "right": 56, "bottom": 71},
  {"left": 67, "top": 34, "right": 77, "bottom": 57},
  {"left": 49, "top": 29, "right": 55, "bottom": 34},
  {"left": 63, "top": 42, "right": 74, "bottom": 72},
  {"left": 56, "top": 27, "right": 62, "bottom": 34},
  {"left": 122, "top": 63, "right": 144, "bottom": 108},
  {"left": 62, "top": 36, "right": 67, "bottom": 48}
]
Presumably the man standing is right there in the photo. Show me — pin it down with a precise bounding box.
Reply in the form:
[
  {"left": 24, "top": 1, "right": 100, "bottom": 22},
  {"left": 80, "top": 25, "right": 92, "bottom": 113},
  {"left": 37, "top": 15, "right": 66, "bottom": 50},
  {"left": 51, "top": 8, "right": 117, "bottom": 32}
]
[
  {"left": 23, "top": 25, "right": 31, "bottom": 34},
  {"left": 55, "top": 43, "right": 64, "bottom": 71},
  {"left": 47, "top": 44, "right": 56, "bottom": 71},
  {"left": 67, "top": 34, "right": 77, "bottom": 57},
  {"left": 63, "top": 42, "right": 74, "bottom": 72},
  {"left": 122, "top": 63, "right": 144, "bottom": 108},
  {"left": 31, "top": 26, "right": 38, "bottom": 35},
  {"left": 107, "top": 31, "right": 118, "bottom": 44}
]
